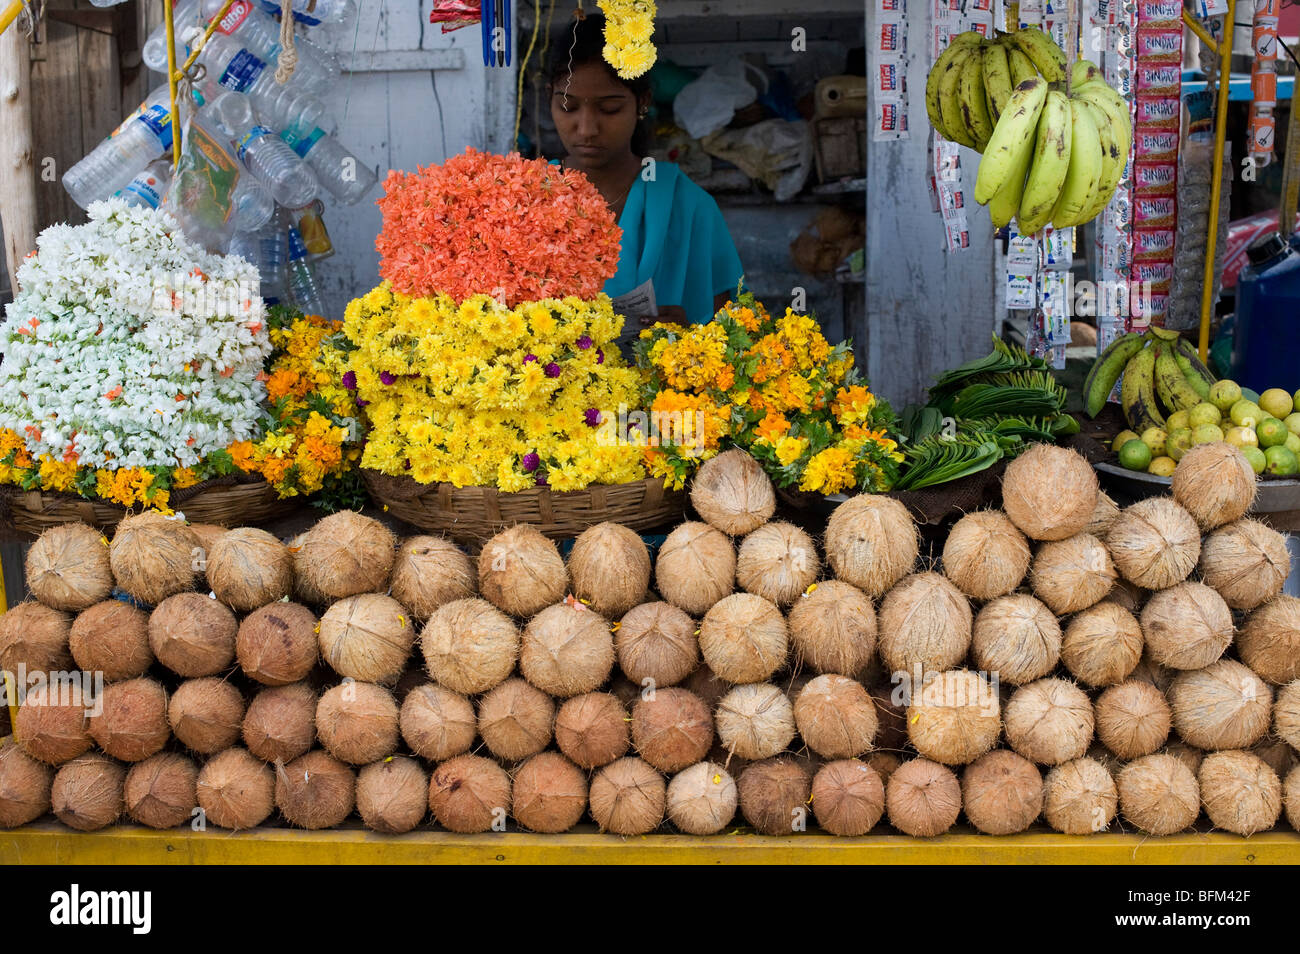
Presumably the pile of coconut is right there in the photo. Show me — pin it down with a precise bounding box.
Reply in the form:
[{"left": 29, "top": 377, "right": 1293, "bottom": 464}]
[{"left": 1, "top": 441, "right": 1297, "bottom": 840}]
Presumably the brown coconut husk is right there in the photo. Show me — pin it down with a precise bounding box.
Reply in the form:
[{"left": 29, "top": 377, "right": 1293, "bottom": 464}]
[
  {"left": 1030, "top": 533, "right": 1117, "bottom": 615},
  {"left": 1001, "top": 444, "right": 1098, "bottom": 541},
  {"left": 1117, "top": 753, "right": 1201, "bottom": 835},
  {"left": 681, "top": 664, "right": 731, "bottom": 711},
  {"left": 795, "top": 674, "right": 878, "bottom": 760},
  {"left": 0, "top": 601, "right": 72, "bottom": 677},
  {"left": 275, "top": 750, "right": 356, "bottom": 830},
  {"left": 1102, "top": 578, "right": 1147, "bottom": 615},
  {"left": 1168, "top": 660, "right": 1272, "bottom": 750},
  {"left": 665, "top": 761, "right": 737, "bottom": 835},
  {"left": 1004, "top": 678, "right": 1095, "bottom": 766},
  {"left": 866, "top": 750, "right": 903, "bottom": 783},
  {"left": 519, "top": 602, "right": 615, "bottom": 698},
  {"left": 630, "top": 687, "right": 714, "bottom": 773},
  {"left": 294, "top": 511, "right": 396, "bottom": 600},
  {"left": 242, "top": 682, "right": 316, "bottom": 763},
  {"left": 0, "top": 735, "right": 53, "bottom": 827},
  {"left": 608, "top": 676, "right": 642, "bottom": 710},
  {"left": 399, "top": 683, "right": 476, "bottom": 762},
  {"left": 389, "top": 536, "right": 476, "bottom": 622},
  {"left": 167, "top": 678, "right": 245, "bottom": 754},
  {"left": 477, "top": 678, "right": 555, "bottom": 762},
  {"left": 25, "top": 523, "right": 113, "bottom": 612},
  {"left": 1172, "top": 442, "right": 1257, "bottom": 531},
  {"left": 698, "top": 593, "right": 788, "bottom": 685},
  {"left": 317, "top": 593, "right": 415, "bottom": 685},
  {"left": 477, "top": 524, "right": 568, "bottom": 618},
  {"left": 1106, "top": 497, "right": 1201, "bottom": 590},
  {"left": 716, "top": 683, "right": 796, "bottom": 761},
  {"left": 315, "top": 682, "right": 399, "bottom": 765},
  {"left": 906, "top": 669, "right": 1000, "bottom": 766},
  {"left": 51, "top": 753, "right": 125, "bottom": 831},
  {"left": 87, "top": 677, "right": 170, "bottom": 763},
  {"left": 1095, "top": 680, "right": 1172, "bottom": 760},
  {"left": 428, "top": 754, "right": 512, "bottom": 833},
  {"left": 1061, "top": 601, "right": 1144, "bottom": 688},
  {"left": 868, "top": 681, "right": 909, "bottom": 753},
  {"left": 511, "top": 751, "right": 588, "bottom": 834},
  {"left": 885, "top": 757, "right": 962, "bottom": 837},
  {"left": 236, "top": 602, "right": 319, "bottom": 686},
  {"left": 961, "top": 749, "right": 1043, "bottom": 835},
  {"left": 1200, "top": 519, "right": 1290, "bottom": 611},
  {"left": 690, "top": 448, "right": 776, "bottom": 536},
  {"left": 589, "top": 757, "right": 666, "bottom": 835},
  {"left": 878, "top": 572, "right": 972, "bottom": 678},
  {"left": 1275, "top": 680, "right": 1300, "bottom": 752},
  {"left": 68, "top": 600, "right": 151, "bottom": 682},
  {"left": 14, "top": 683, "right": 91, "bottom": 765},
  {"left": 124, "top": 752, "right": 198, "bottom": 829},
  {"left": 942, "top": 510, "right": 1031, "bottom": 600},
  {"left": 1128, "top": 650, "right": 1177, "bottom": 694},
  {"left": 736, "top": 522, "right": 820, "bottom": 607},
  {"left": 971, "top": 594, "right": 1062, "bottom": 687},
  {"left": 1163, "top": 739, "right": 1206, "bottom": 776},
  {"left": 1285, "top": 765, "right": 1300, "bottom": 832},
  {"left": 196, "top": 747, "right": 274, "bottom": 830},
  {"left": 568, "top": 523, "right": 652, "bottom": 618},
  {"left": 810, "top": 759, "right": 884, "bottom": 835},
  {"left": 109, "top": 512, "right": 200, "bottom": 606},
  {"left": 207, "top": 528, "right": 293, "bottom": 611},
  {"left": 1085, "top": 491, "right": 1122, "bottom": 539},
  {"left": 655, "top": 522, "right": 736, "bottom": 616},
  {"left": 787, "top": 580, "right": 876, "bottom": 677},
  {"left": 1042, "top": 757, "right": 1118, "bottom": 834},
  {"left": 187, "top": 523, "right": 227, "bottom": 560},
  {"left": 615, "top": 602, "right": 698, "bottom": 688},
  {"left": 737, "top": 757, "right": 811, "bottom": 835},
  {"left": 1198, "top": 750, "right": 1282, "bottom": 836},
  {"left": 148, "top": 592, "right": 237, "bottom": 678},
  {"left": 825, "top": 495, "right": 919, "bottom": 597},
  {"left": 356, "top": 756, "right": 428, "bottom": 834},
  {"left": 1141, "top": 581, "right": 1234, "bottom": 672},
  {"left": 420, "top": 598, "right": 518, "bottom": 695},
  {"left": 555, "top": 692, "right": 629, "bottom": 769},
  {"left": 1239, "top": 597, "right": 1300, "bottom": 685}
]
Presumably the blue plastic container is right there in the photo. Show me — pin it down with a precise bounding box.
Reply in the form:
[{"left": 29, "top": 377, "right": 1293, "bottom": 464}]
[{"left": 1230, "top": 233, "right": 1300, "bottom": 395}]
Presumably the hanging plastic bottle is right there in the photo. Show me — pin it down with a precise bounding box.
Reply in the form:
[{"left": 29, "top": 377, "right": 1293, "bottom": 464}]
[
  {"left": 191, "top": 70, "right": 328, "bottom": 140},
  {"left": 281, "top": 125, "right": 377, "bottom": 205},
  {"left": 232, "top": 175, "right": 276, "bottom": 230},
  {"left": 258, "top": 210, "right": 290, "bottom": 303},
  {"left": 212, "top": 91, "right": 320, "bottom": 208},
  {"left": 142, "top": 0, "right": 202, "bottom": 70},
  {"left": 63, "top": 87, "right": 175, "bottom": 209},
  {"left": 199, "top": 0, "right": 341, "bottom": 92},
  {"left": 256, "top": 0, "right": 355, "bottom": 25},
  {"left": 293, "top": 200, "right": 334, "bottom": 259},
  {"left": 1249, "top": 0, "right": 1279, "bottom": 168},
  {"left": 286, "top": 225, "right": 326, "bottom": 314},
  {"left": 115, "top": 160, "right": 173, "bottom": 210}
]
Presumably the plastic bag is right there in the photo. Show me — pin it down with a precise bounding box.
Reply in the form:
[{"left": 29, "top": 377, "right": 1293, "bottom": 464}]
[
  {"left": 672, "top": 60, "right": 764, "bottom": 140},
  {"left": 166, "top": 110, "right": 244, "bottom": 254},
  {"left": 701, "top": 119, "right": 813, "bottom": 202}
]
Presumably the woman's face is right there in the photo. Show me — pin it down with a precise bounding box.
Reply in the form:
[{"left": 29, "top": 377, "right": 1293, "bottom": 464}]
[{"left": 550, "top": 61, "right": 640, "bottom": 169}]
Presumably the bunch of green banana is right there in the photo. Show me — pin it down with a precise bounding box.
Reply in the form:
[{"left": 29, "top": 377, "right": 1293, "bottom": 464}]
[{"left": 1082, "top": 328, "right": 1218, "bottom": 432}]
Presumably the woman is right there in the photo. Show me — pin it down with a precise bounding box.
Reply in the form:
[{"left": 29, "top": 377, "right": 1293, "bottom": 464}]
[{"left": 548, "top": 14, "right": 743, "bottom": 350}]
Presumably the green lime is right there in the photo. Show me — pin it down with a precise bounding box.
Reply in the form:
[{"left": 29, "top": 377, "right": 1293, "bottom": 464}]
[
  {"left": 1265, "top": 445, "right": 1299, "bottom": 476},
  {"left": 1257, "top": 417, "right": 1290, "bottom": 449},
  {"left": 1119, "top": 439, "right": 1153, "bottom": 471},
  {"left": 1242, "top": 446, "right": 1267, "bottom": 474}
]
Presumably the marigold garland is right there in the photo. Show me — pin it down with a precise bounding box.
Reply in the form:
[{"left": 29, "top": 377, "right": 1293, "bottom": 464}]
[{"left": 598, "top": 0, "right": 657, "bottom": 79}]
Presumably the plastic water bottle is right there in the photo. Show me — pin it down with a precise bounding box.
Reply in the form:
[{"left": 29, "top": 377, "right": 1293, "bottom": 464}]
[
  {"left": 197, "top": 31, "right": 335, "bottom": 126},
  {"left": 200, "top": 0, "right": 341, "bottom": 92},
  {"left": 281, "top": 126, "right": 376, "bottom": 205},
  {"left": 232, "top": 175, "right": 275, "bottom": 230},
  {"left": 212, "top": 91, "right": 319, "bottom": 208},
  {"left": 286, "top": 225, "right": 325, "bottom": 314},
  {"left": 256, "top": 0, "right": 354, "bottom": 25},
  {"left": 63, "top": 87, "right": 175, "bottom": 209},
  {"left": 115, "top": 160, "right": 173, "bottom": 209},
  {"left": 192, "top": 70, "right": 326, "bottom": 138},
  {"left": 258, "top": 212, "right": 289, "bottom": 302},
  {"left": 142, "top": 0, "right": 202, "bottom": 71}
]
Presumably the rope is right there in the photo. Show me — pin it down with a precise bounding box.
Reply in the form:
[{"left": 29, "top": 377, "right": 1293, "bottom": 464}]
[{"left": 275, "top": 0, "right": 298, "bottom": 85}]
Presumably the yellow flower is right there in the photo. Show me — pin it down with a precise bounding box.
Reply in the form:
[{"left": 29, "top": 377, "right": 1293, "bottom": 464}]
[{"left": 774, "top": 436, "right": 806, "bottom": 466}]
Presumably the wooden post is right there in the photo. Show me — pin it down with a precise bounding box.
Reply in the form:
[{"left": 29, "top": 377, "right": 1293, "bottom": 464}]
[{"left": 0, "top": 17, "right": 35, "bottom": 289}]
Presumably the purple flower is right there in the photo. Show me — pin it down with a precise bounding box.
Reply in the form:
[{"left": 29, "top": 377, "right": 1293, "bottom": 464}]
[
  {"left": 523, "top": 353, "right": 538, "bottom": 364},
  {"left": 341, "top": 370, "right": 357, "bottom": 390},
  {"left": 576, "top": 335, "right": 593, "bottom": 350},
  {"left": 403, "top": 459, "right": 411, "bottom": 470},
  {"left": 544, "top": 362, "right": 561, "bottom": 378},
  {"left": 595, "top": 348, "right": 605, "bottom": 365},
  {"left": 379, "top": 371, "right": 396, "bottom": 386},
  {"left": 535, "top": 474, "right": 549, "bottom": 487},
  {"left": 584, "top": 408, "right": 602, "bottom": 427},
  {"left": 521, "top": 452, "right": 540, "bottom": 473},
  {"left": 356, "top": 398, "right": 370, "bottom": 407}
]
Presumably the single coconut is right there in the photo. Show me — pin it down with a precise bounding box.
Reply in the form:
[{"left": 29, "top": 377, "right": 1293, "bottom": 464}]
[
  {"left": 428, "top": 754, "right": 511, "bottom": 833},
  {"left": 1168, "top": 660, "right": 1272, "bottom": 750},
  {"left": 698, "top": 593, "right": 788, "bottom": 684},
  {"left": 389, "top": 535, "right": 476, "bottom": 621},
  {"left": 971, "top": 594, "right": 1061, "bottom": 686},
  {"left": 399, "top": 683, "right": 475, "bottom": 762},
  {"left": 25, "top": 523, "right": 113, "bottom": 612},
  {"left": 196, "top": 747, "right": 274, "bottom": 830},
  {"left": 1198, "top": 750, "right": 1281, "bottom": 836},
  {"left": 1004, "top": 678, "right": 1095, "bottom": 766},
  {"left": 1276, "top": 680, "right": 1300, "bottom": 751},
  {"left": 1172, "top": 441, "right": 1257, "bottom": 530},
  {"left": 942, "top": 510, "right": 1031, "bottom": 600},
  {"left": 356, "top": 756, "right": 427, "bottom": 834},
  {"left": 1118, "top": 753, "right": 1201, "bottom": 835},
  {"left": 655, "top": 522, "right": 736, "bottom": 616},
  {"left": 867, "top": 751, "right": 903, "bottom": 784},
  {"left": 885, "top": 758, "right": 962, "bottom": 837},
  {"left": 738, "top": 757, "right": 811, "bottom": 836},
  {"left": 1042, "top": 757, "right": 1118, "bottom": 834},
  {"left": 1095, "top": 680, "right": 1171, "bottom": 760},
  {"left": 589, "top": 757, "right": 665, "bottom": 835},
  {"left": 276, "top": 750, "right": 356, "bottom": 830},
  {"left": 906, "top": 669, "right": 1001, "bottom": 766},
  {"left": 123, "top": 752, "right": 197, "bottom": 829},
  {"left": 236, "top": 602, "right": 319, "bottom": 686},
  {"left": 242, "top": 682, "right": 316, "bottom": 763},
  {"left": 1106, "top": 497, "right": 1201, "bottom": 590},
  {"left": 0, "top": 735, "right": 53, "bottom": 827},
  {"left": 14, "top": 683, "right": 91, "bottom": 765},
  {"left": 420, "top": 598, "right": 518, "bottom": 695},
  {"left": 478, "top": 678, "right": 555, "bottom": 762},
  {"left": 68, "top": 600, "right": 151, "bottom": 682},
  {"left": 318, "top": 593, "right": 415, "bottom": 684},
  {"left": 795, "top": 674, "right": 878, "bottom": 760},
  {"left": 1285, "top": 765, "right": 1300, "bottom": 832},
  {"left": 825, "top": 495, "right": 919, "bottom": 597},
  {"left": 1163, "top": 740, "right": 1206, "bottom": 776},
  {"left": 615, "top": 602, "right": 698, "bottom": 689},
  {"left": 787, "top": 580, "right": 876, "bottom": 676},
  {"left": 568, "top": 522, "right": 652, "bottom": 618},
  {"left": 148, "top": 592, "right": 237, "bottom": 677},
  {"left": 206, "top": 527, "right": 294, "bottom": 611},
  {"left": 961, "top": 749, "right": 1043, "bottom": 835},
  {"left": 511, "top": 751, "right": 588, "bottom": 833},
  {"left": 690, "top": 448, "right": 776, "bottom": 536},
  {"left": 1086, "top": 491, "right": 1122, "bottom": 539},
  {"left": 631, "top": 687, "right": 714, "bottom": 773},
  {"left": 555, "top": 692, "right": 629, "bottom": 769},
  {"left": 109, "top": 512, "right": 200, "bottom": 605},
  {"left": 1061, "top": 602, "right": 1144, "bottom": 688},
  {"left": 0, "top": 601, "right": 73, "bottom": 681},
  {"left": 476, "top": 525, "right": 568, "bottom": 618},
  {"left": 315, "top": 682, "right": 399, "bottom": 765},
  {"left": 1001, "top": 444, "right": 1099, "bottom": 541},
  {"left": 810, "top": 759, "right": 884, "bottom": 835},
  {"left": 716, "top": 683, "right": 796, "bottom": 761},
  {"left": 1139, "top": 582, "right": 1233, "bottom": 671},
  {"left": 87, "top": 677, "right": 170, "bottom": 763},
  {"left": 293, "top": 511, "right": 396, "bottom": 600},
  {"left": 1238, "top": 596, "right": 1300, "bottom": 685},
  {"left": 168, "top": 678, "right": 245, "bottom": 754},
  {"left": 520, "top": 602, "right": 615, "bottom": 698},
  {"left": 187, "top": 523, "right": 227, "bottom": 561},
  {"left": 736, "top": 522, "right": 820, "bottom": 607},
  {"left": 51, "top": 753, "right": 124, "bottom": 831},
  {"left": 878, "top": 572, "right": 972, "bottom": 678},
  {"left": 1199, "top": 520, "right": 1289, "bottom": 612},
  {"left": 1030, "top": 533, "right": 1117, "bottom": 614},
  {"left": 666, "top": 761, "right": 737, "bottom": 835},
  {"left": 681, "top": 665, "right": 731, "bottom": 710}
]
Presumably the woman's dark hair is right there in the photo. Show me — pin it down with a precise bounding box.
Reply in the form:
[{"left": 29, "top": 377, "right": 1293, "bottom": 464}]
[{"left": 548, "top": 13, "right": 653, "bottom": 157}]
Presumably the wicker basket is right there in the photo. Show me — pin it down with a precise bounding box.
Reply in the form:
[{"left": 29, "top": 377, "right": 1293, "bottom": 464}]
[{"left": 363, "top": 471, "right": 687, "bottom": 543}]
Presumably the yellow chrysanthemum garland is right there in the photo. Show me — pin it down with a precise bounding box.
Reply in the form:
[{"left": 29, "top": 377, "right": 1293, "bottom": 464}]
[{"left": 598, "top": 0, "right": 657, "bottom": 79}]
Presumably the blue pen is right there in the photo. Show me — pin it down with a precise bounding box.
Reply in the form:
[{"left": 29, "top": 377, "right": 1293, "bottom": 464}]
[
  {"left": 480, "top": 0, "right": 490, "bottom": 66},
  {"left": 503, "top": 0, "right": 511, "bottom": 67}
]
